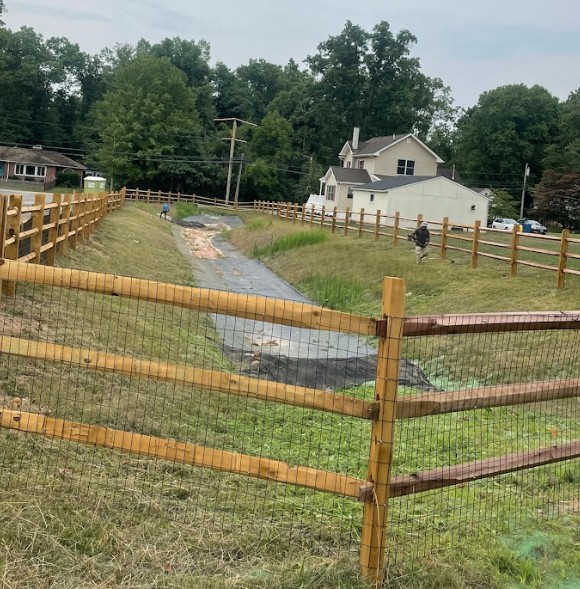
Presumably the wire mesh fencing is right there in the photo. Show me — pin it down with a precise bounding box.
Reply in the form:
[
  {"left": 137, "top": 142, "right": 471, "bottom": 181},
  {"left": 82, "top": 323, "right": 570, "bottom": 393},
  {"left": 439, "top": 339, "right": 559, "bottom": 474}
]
[
  {"left": 0, "top": 261, "right": 387, "bottom": 586},
  {"left": 0, "top": 260, "right": 579, "bottom": 587},
  {"left": 386, "top": 313, "right": 580, "bottom": 579}
]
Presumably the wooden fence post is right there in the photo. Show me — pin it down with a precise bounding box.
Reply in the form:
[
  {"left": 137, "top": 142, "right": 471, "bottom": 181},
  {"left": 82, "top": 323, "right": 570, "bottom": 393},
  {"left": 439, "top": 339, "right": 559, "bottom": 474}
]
[
  {"left": 358, "top": 208, "right": 365, "bottom": 239},
  {"left": 441, "top": 216, "right": 449, "bottom": 259},
  {"left": 293, "top": 203, "right": 298, "bottom": 224},
  {"left": 310, "top": 205, "right": 315, "bottom": 228},
  {"left": 0, "top": 194, "right": 8, "bottom": 297},
  {"left": 393, "top": 212, "right": 400, "bottom": 246},
  {"left": 360, "top": 276, "right": 406, "bottom": 586},
  {"left": 46, "top": 193, "right": 61, "bottom": 266},
  {"left": 77, "top": 195, "right": 87, "bottom": 244},
  {"left": 285, "top": 202, "right": 290, "bottom": 221},
  {"left": 301, "top": 204, "right": 306, "bottom": 225},
  {"left": 416, "top": 213, "right": 423, "bottom": 228},
  {"left": 2, "top": 194, "right": 22, "bottom": 296},
  {"left": 146, "top": 189, "right": 151, "bottom": 203},
  {"left": 557, "top": 229, "right": 570, "bottom": 289},
  {"left": 331, "top": 207, "right": 337, "bottom": 233},
  {"left": 69, "top": 193, "right": 79, "bottom": 249},
  {"left": 510, "top": 224, "right": 519, "bottom": 276},
  {"left": 344, "top": 208, "right": 351, "bottom": 236},
  {"left": 471, "top": 220, "right": 481, "bottom": 269},
  {"left": 30, "top": 194, "right": 46, "bottom": 265},
  {"left": 60, "top": 193, "right": 72, "bottom": 256},
  {"left": 320, "top": 206, "right": 325, "bottom": 228},
  {"left": 85, "top": 196, "right": 94, "bottom": 239},
  {"left": 374, "top": 210, "right": 381, "bottom": 241}
]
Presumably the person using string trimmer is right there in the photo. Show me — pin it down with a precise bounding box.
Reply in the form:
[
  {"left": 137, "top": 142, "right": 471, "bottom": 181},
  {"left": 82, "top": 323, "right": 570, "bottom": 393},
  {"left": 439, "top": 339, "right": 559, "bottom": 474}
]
[{"left": 408, "top": 221, "right": 430, "bottom": 264}]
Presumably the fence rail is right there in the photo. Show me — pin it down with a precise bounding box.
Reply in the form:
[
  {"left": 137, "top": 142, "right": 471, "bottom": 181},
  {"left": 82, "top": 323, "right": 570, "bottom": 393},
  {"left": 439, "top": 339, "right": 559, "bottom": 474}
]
[
  {"left": 123, "top": 188, "right": 580, "bottom": 287},
  {"left": 124, "top": 187, "right": 254, "bottom": 209},
  {"left": 0, "top": 189, "right": 125, "bottom": 296},
  {"left": 254, "top": 200, "right": 579, "bottom": 289},
  {"left": 0, "top": 256, "right": 579, "bottom": 585}
]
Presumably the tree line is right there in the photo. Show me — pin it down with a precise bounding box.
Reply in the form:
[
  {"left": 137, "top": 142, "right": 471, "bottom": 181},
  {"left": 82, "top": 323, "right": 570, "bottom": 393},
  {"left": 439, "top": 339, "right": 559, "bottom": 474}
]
[{"left": 0, "top": 2, "right": 578, "bottom": 225}]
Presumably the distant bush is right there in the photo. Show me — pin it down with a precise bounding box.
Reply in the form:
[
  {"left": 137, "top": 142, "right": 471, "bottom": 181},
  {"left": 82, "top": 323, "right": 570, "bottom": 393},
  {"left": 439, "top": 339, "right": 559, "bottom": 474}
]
[
  {"left": 253, "top": 231, "right": 328, "bottom": 257},
  {"left": 56, "top": 171, "right": 82, "bottom": 188},
  {"left": 173, "top": 202, "right": 199, "bottom": 220}
]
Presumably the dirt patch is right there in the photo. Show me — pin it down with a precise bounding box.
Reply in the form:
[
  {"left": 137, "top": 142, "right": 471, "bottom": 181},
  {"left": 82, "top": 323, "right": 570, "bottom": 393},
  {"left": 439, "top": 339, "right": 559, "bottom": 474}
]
[{"left": 180, "top": 224, "right": 229, "bottom": 260}]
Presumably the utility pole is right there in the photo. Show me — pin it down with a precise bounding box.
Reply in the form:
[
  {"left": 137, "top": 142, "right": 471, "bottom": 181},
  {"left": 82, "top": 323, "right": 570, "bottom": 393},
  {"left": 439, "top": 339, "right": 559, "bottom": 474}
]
[
  {"left": 234, "top": 153, "right": 244, "bottom": 208},
  {"left": 215, "top": 117, "right": 257, "bottom": 204},
  {"left": 520, "top": 163, "right": 530, "bottom": 219}
]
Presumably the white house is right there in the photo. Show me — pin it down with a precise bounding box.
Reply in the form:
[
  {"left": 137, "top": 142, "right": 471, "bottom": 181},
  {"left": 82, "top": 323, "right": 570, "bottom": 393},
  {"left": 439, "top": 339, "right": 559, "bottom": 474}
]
[
  {"left": 351, "top": 176, "right": 490, "bottom": 229},
  {"left": 318, "top": 127, "right": 489, "bottom": 226},
  {"left": 319, "top": 129, "right": 445, "bottom": 212}
]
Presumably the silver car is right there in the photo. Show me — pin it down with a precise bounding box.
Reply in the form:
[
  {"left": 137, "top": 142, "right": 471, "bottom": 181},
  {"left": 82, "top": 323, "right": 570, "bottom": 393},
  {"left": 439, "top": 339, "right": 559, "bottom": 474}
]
[{"left": 491, "top": 218, "right": 520, "bottom": 231}]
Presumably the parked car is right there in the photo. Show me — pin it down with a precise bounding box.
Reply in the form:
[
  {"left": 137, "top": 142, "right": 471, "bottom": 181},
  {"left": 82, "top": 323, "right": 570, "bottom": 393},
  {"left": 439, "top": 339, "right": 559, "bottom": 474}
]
[
  {"left": 491, "top": 218, "right": 521, "bottom": 231},
  {"left": 517, "top": 219, "right": 547, "bottom": 235}
]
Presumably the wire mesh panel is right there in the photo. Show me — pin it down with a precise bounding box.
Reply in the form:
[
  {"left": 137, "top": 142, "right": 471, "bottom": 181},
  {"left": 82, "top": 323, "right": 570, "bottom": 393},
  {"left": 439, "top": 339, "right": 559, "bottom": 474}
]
[
  {"left": 0, "top": 262, "right": 380, "bottom": 587},
  {"left": 385, "top": 314, "right": 580, "bottom": 578}
]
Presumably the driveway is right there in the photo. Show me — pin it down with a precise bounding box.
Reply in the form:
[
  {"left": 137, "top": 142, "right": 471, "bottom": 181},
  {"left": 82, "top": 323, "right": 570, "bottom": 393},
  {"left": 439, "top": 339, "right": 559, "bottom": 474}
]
[{"left": 172, "top": 214, "right": 434, "bottom": 391}]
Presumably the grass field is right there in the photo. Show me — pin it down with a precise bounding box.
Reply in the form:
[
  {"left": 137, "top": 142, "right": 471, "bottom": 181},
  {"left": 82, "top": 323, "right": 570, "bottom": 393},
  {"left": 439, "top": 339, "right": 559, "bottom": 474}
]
[{"left": 1, "top": 204, "right": 580, "bottom": 588}]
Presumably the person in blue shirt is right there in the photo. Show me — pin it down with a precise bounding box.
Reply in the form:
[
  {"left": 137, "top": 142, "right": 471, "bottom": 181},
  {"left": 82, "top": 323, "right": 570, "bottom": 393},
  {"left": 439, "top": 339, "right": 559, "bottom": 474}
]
[{"left": 160, "top": 202, "right": 170, "bottom": 220}]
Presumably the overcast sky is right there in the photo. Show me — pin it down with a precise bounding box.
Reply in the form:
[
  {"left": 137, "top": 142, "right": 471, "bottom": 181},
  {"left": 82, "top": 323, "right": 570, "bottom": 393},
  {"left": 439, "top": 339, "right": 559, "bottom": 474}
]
[{"left": 5, "top": 0, "right": 580, "bottom": 108}]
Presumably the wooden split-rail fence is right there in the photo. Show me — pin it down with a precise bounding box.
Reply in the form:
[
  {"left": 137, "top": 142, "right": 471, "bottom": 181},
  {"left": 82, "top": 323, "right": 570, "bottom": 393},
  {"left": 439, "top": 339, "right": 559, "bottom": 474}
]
[
  {"left": 255, "top": 200, "right": 580, "bottom": 289},
  {"left": 0, "top": 255, "right": 579, "bottom": 585},
  {"left": 122, "top": 188, "right": 580, "bottom": 288},
  {"left": 0, "top": 189, "right": 125, "bottom": 295}
]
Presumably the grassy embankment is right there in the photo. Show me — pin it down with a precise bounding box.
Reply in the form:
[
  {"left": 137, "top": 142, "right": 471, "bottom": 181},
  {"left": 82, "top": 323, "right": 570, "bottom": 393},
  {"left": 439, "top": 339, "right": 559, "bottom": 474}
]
[
  {"left": 226, "top": 211, "right": 580, "bottom": 588},
  {"left": 1, "top": 203, "right": 579, "bottom": 588}
]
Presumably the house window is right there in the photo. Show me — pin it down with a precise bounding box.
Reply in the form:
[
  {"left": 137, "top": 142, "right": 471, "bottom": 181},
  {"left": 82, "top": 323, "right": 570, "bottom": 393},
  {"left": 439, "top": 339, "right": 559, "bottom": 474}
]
[
  {"left": 370, "top": 194, "right": 375, "bottom": 203},
  {"left": 14, "top": 164, "right": 47, "bottom": 177},
  {"left": 397, "top": 159, "right": 415, "bottom": 175},
  {"left": 357, "top": 160, "right": 365, "bottom": 169},
  {"left": 347, "top": 188, "right": 353, "bottom": 199},
  {"left": 326, "top": 184, "right": 336, "bottom": 202}
]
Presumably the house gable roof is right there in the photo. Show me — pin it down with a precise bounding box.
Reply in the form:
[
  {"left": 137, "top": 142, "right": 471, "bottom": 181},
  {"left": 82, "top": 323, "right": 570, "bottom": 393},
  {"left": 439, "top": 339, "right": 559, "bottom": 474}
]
[
  {"left": 0, "top": 146, "right": 86, "bottom": 170},
  {"left": 341, "top": 133, "right": 444, "bottom": 164},
  {"left": 355, "top": 175, "right": 492, "bottom": 200},
  {"left": 322, "top": 166, "right": 373, "bottom": 184}
]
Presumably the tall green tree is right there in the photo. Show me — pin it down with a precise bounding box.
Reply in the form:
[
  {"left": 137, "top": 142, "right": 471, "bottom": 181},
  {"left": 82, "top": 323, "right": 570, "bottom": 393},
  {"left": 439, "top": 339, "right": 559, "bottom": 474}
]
[
  {"left": 89, "top": 55, "right": 201, "bottom": 188},
  {"left": 306, "top": 20, "right": 454, "bottom": 160},
  {"left": 236, "top": 59, "right": 287, "bottom": 122},
  {"left": 0, "top": 27, "right": 53, "bottom": 144},
  {"left": 544, "top": 87, "right": 580, "bottom": 172},
  {"left": 212, "top": 62, "right": 253, "bottom": 120},
  {"left": 455, "top": 84, "right": 560, "bottom": 190},
  {"left": 534, "top": 170, "right": 580, "bottom": 229},
  {"left": 244, "top": 110, "right": 294, "bottom": 199}
]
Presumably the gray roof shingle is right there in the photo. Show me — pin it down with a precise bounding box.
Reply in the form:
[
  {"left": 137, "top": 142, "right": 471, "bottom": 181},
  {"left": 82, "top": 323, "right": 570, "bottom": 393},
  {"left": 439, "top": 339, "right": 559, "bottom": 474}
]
[
  {"left": 0, "top": 146, "right": 86, "bottom": 170},
  {"left": 349, "top": 134, "right": 409, "bottom": 156},
  {"left": 330, "top": 166, "right": 372, "bottom": 183},
  {"left": 355, "top": 176, "right": 437, "bottom": 191}
]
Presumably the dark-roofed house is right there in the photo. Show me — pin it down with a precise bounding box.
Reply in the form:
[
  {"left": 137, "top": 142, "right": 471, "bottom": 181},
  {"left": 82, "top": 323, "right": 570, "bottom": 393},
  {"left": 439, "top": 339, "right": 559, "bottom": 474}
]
[
  {"left": 351, "top": 176, "right": 489, "bottom": 229},
  {"left": 318, "top": 128, "right": 445, "bottom": 212},
  {"left": 0, "top": 146, "right": 87, "bottom": 191}
]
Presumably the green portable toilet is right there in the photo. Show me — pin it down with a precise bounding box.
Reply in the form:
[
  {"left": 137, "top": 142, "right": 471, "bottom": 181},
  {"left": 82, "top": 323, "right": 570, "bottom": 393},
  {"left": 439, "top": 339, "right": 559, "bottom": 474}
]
[{"left": 83, "top": 175, "right": 106, "bottom": 193}]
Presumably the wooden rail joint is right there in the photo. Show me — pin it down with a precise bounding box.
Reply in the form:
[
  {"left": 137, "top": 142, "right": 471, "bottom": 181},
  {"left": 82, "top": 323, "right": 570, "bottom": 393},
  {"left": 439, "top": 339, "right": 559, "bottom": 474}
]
[
  {"left": 375, "top": 317, "right": 388, "bottom": 338},
  {"left": 358, "top": 482, "right": 375, "bottom": 503}
]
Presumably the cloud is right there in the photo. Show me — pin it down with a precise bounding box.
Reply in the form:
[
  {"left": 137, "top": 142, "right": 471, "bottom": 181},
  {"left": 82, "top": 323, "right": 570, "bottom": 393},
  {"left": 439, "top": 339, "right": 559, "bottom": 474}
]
[
  {"left": 441, "top": 25, "right": 580, "bottom": 61},
  {"left": 14, "top": 2, "right": 111, "bottom": 23}
]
